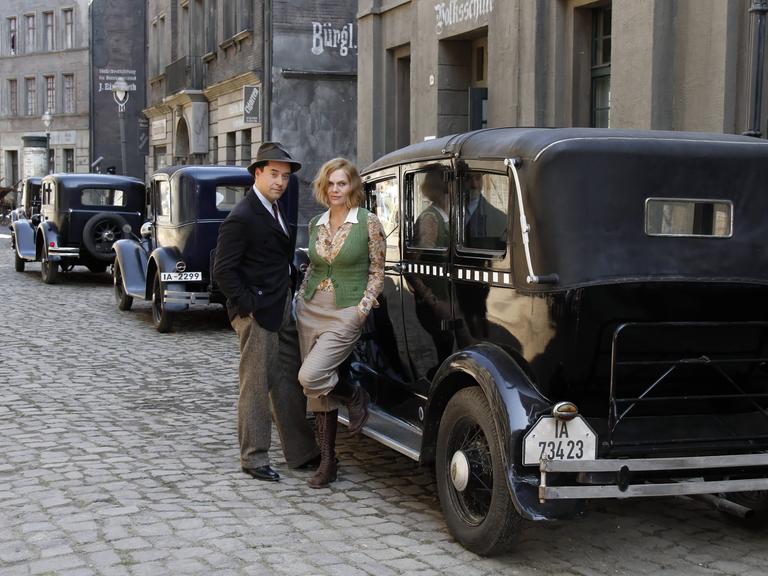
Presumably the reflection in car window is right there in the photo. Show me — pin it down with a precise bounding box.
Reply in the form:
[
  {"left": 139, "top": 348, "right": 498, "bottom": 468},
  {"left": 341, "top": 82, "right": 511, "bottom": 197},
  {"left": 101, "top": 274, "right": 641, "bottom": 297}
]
[
  {"left": 460, "top": 172, "right": 508, "bottom": 252},
  {"left": 408, "top": 167, "right": 449, "bottom": 250},
  {"left": 367, "top": 178, "right": 399, "bottom": 248},
  {"left": 215, "top": 185, "right": 249, "bottom": 212},
  {"left": 81, "top": 188, "right": 126, "bottom": 207},
  {"left": 156, "top": 180, "right": 171, "bottom": 222}
]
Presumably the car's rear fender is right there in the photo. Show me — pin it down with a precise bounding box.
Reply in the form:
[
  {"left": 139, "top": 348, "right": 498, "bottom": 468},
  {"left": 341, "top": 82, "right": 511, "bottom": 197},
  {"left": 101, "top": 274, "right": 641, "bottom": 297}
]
[
  {"left": 423, "top": 342, "right": 584, "bottom": 521},
  {"left": 11, "top": 219, "right": 36, "bottom": 259},
  {"left": 37, "top": 221, "right": 60, "bottom": 261},
  {"left": 113, "top": 239, "right": 148, "bottom": 297},
  {"left": 147, "top": 246, "right": 188, "bottom": 312}
]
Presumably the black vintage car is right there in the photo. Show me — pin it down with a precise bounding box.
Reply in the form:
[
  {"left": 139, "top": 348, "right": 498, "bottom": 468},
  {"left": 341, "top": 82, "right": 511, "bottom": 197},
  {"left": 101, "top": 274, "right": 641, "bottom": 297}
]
[
  {"left": 10, "top": 176, "right": 42, "bottom": 224},
  {"left": 348, "top": 127, "right": 768, "bottom": 555},
  {"left": 112, "top": 166, "right": 258, "bottom": 332},
  {"left": 10, "top": 173, "right": 145, "bottom": 282}
]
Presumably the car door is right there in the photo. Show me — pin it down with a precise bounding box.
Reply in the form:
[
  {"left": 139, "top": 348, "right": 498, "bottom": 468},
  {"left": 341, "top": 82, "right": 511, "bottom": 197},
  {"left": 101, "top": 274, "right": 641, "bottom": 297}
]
[
  {"left": 356, "top": 171, "right": 415, "bottom": 411},
  {"left": 399, "top": 163, "right": 454, "bottom": 403}
]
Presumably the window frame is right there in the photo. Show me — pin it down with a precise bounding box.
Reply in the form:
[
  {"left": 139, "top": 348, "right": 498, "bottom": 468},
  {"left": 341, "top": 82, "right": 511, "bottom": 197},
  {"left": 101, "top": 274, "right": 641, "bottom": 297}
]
[
  {"left": 403, "top": 166, "right": 451, "bottom": 255},
  {"left": 43, "top": 11, "right": 54, "bottom": 51},
  {"left": 62, "top": 73, "right": 75, "bottom": 113},
  {"left": 25, "top": 13, "right": 35, "bottom": 54},
  {"left": 62, "top": 8, "right": 73, "bottom": 50},
  {"left": 24, "top": 76, "right": 36, "bottom": 116},
  {"left": 455, "top": 168, "right": 510, "bottom": 259},
  {"left": 8, "top": 78, "right": 18, "bottom": 116}
]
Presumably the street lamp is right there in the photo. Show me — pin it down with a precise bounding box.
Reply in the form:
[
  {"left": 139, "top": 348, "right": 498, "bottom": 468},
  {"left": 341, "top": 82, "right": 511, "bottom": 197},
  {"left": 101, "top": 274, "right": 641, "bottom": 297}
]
[
  {"left": 41, "top": 109, "right": 53, "bottom": 174},
  {"left": 112, "top": 77, "right": 130, "bottom": 174}
]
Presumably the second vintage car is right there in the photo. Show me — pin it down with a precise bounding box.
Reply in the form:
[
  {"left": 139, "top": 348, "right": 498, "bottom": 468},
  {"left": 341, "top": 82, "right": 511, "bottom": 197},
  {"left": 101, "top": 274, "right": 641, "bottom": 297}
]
[
  {"left": 112, "top": 165, "right": 257, "bottom": 332},
  {"left": 11, "top": 173, "right": 145, "bottom": 281}
]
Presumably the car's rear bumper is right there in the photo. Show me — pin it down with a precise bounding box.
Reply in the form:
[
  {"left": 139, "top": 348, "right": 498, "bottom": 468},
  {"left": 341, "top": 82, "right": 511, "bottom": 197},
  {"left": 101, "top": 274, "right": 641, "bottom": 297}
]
[
  {"left": 49, "top": 246, "right": 79, "bottom": 258},
  {"left": 163, "top": 289, "right": 210, "bottom": 306},
  {"left": 538, "top": 452, "right": 768, "bottom": 501}
]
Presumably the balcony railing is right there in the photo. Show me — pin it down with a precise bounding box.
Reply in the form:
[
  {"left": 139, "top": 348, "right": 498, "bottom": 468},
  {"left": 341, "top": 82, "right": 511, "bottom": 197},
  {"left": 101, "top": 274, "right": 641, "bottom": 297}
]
[{"left": 165, "top": 56, "right": 203, "bottom": 96}]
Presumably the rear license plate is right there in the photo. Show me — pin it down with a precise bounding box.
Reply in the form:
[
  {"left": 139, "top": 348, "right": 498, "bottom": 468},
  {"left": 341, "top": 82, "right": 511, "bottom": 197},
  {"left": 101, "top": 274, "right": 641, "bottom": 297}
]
[
  {"left": 160, "top": 272, "right": 202, "bottom": 282},
  {"left": 523, "top": 415, "right": 597, "bottom": 465}
]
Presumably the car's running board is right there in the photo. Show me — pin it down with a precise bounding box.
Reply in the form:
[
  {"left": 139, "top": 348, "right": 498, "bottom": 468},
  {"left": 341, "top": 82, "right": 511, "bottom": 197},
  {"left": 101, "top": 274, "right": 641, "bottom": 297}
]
[{"left": 338, "top": 405, "right": 422, "bottom": 461}]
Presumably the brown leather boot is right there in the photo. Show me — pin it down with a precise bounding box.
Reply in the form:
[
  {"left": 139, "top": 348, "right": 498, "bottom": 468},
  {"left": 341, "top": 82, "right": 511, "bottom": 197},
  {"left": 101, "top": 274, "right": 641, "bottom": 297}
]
[
  {"left": 329, "top": 372, "right": 370, "bottom": 436},
  {"left": 307, "top": 410, "right": 338, "bottom": 488}
]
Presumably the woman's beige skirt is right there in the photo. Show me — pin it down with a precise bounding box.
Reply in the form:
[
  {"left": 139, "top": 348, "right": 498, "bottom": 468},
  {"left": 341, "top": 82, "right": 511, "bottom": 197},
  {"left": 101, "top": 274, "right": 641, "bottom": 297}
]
[{"left": 296, "top": 290, "right": 364, "bottom": 412}]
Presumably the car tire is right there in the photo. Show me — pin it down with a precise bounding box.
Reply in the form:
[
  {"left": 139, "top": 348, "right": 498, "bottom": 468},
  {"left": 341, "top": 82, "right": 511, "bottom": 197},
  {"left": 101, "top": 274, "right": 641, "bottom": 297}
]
[
  {"left": 14, "top": 250, "right": 25, "bottom": 272},
  {"left": 82, "top": 212, "right": 129, "bottom": 262},
  {"left": 151, "top": 271, "right": 174, "bottom": 332},
  {"left": 113, "top": 260, "right": 133, "bottom": 311},
  {"left": 41, "top": 257, "right": 58, "bottom": 284},
  {"left": 436, "top": 387, "right": 521, "bottom": 556}
]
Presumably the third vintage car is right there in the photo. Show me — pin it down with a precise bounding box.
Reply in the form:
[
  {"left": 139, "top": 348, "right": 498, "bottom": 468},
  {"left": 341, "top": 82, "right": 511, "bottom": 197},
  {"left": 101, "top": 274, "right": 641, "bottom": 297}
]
[
  {"left": 343, "top": 127, "right": 768, "bottom": 555},
  {"left": 11, "top": 173, "right": 145, "bottom": 282},
  {"left": 112, "top": 165, "right": 255, "bottom": 332}
]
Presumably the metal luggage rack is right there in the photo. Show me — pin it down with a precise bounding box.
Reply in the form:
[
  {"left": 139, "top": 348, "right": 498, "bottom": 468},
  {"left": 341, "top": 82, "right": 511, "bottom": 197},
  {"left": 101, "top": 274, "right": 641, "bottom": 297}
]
[{"left": 606, "top": 321, "right": 768, "bottom": 450}]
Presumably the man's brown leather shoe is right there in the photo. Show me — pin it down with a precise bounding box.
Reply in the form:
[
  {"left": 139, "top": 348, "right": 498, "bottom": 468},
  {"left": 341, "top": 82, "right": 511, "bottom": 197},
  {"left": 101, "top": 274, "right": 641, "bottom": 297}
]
[{"left": 242, "top": 465, "right": 280, "bottom": 482}]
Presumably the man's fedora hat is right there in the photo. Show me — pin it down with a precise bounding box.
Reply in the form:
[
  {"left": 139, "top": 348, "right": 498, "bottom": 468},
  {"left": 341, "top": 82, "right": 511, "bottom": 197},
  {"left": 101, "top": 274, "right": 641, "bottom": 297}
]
[{"left": 248, "top": 141, "right": 302, "bottom": 175}]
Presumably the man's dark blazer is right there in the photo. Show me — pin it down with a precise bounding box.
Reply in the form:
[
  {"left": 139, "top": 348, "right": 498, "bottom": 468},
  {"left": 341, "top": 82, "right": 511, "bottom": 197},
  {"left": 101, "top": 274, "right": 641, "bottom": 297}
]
[{"left": 213, "top": 180, "right": 298, "bottom": 332}]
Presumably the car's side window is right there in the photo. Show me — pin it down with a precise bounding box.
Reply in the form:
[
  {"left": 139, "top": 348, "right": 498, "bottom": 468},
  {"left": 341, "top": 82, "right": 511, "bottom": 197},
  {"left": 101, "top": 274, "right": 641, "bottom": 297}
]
[
  {"left": 365, "top": 178, "right": 399, "bottom": 249},
  {"left": 215, "top": 185, "right": 248, "bottom": 212},
  {"left": 405, "top": 167, "right": 449, "bottom": 252},
  {"left": 458, "top": 171, "right": 509, "bottom": 254},
  {"left": 156, "top": 180, "right": 171, "bottom": 223}
]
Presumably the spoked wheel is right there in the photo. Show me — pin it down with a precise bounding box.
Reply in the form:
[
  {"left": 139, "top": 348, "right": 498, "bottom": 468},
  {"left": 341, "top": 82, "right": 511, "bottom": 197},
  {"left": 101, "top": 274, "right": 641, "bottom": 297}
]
[
  {"left": 113, "top": 260, "right": 133, "bottom": 311},
  {"left": 436, "top": 387, "right": 521, "bottom": 556},
  {"left": 151, "top": 272, "right": 174, "bottom": 332},
  {"left": 82, "top": 213, "right": 128, "bottom": 262},
  {"left": 40, "top": 257, "right": 58, "bottom": 284}
]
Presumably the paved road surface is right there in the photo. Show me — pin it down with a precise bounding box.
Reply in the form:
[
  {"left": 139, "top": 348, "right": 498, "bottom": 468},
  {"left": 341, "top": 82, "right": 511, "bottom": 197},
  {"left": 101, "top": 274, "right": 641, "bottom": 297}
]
[{"left": 1, "top": 235, "right": 766, "bottom": 575}]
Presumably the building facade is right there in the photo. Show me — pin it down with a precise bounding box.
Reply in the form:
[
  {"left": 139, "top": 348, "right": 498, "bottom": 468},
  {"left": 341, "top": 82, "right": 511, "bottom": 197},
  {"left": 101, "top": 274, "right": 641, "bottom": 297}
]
[
  {"left": 0, "top": 0, "right": 91, "bottom": 193},
  {"left": 144, "top": 0, "right": 358, "bottom": 221},
  {"left": 357, "top": 0, "right": 766, "bottom": 167}
]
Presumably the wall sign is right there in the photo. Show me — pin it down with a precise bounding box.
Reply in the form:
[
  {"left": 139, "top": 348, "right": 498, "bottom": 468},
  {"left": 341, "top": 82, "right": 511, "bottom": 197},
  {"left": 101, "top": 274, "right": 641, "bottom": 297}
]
[
  {"left": 311, "top": 22, "right": 356, "bottom": 57},
  {"left": 151, "top": 119, "right": 166, "bottom": 142},
  {"left": 435, "top": 0, "right": 494, "bottom": 35},
  {"left": 243, "top": 85, "right": 261, "bottom": 124}
]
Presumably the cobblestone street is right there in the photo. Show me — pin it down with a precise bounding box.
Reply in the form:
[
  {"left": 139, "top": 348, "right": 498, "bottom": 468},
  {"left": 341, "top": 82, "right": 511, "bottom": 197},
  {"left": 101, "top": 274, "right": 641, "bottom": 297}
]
[{"left": 1, "top": 235, "right": 767, "bottom": 576}]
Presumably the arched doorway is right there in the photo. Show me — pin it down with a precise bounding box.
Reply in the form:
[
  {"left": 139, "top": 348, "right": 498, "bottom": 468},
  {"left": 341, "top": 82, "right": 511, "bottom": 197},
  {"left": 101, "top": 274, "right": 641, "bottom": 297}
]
[{"left": 175, "top": 117, "right": 190, "bottom": 164}]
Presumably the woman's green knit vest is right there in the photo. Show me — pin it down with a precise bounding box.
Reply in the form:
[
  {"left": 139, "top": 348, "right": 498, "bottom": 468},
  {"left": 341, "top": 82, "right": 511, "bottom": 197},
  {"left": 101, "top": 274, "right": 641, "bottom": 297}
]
[{"left": 303, "top": 209, "right": 369, "bottom": 308}]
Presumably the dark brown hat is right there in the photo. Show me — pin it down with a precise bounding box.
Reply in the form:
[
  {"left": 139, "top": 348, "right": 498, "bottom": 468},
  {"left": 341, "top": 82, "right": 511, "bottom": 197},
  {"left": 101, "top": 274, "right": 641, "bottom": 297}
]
[{"left": 247, "top": 141, "right": 302, "bottom": 175}]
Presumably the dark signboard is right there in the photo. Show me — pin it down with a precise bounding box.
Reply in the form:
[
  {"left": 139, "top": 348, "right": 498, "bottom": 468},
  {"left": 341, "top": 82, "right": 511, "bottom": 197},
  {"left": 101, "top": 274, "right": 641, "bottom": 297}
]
[
  {"left": 243, "top": 86, "right": 261, "bottom": 125},
  {"left": 271, "top": 0, "right": 358, "bottom": 223},
  {"left": 89, "top": 0, "right": 147, "bottom": 179}
]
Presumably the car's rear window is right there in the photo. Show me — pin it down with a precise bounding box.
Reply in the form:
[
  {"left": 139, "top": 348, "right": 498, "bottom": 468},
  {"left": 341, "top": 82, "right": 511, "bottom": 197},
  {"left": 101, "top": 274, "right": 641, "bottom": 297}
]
[
  {"left": 215, "top": 185, "right": 249, "bottom": 212},
  {"left": 81, "top": 188, "right": 127, "bottom": 207}
]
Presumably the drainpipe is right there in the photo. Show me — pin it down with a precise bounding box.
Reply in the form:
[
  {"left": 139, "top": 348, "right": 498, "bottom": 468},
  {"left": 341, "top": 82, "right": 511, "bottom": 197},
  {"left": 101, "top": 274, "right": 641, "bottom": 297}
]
[
  {"left": 263, "top": 0, "right": 273, "bottom": 141},
  {"left": 744, "top": 0, "right": 768, "bottom": 137}
]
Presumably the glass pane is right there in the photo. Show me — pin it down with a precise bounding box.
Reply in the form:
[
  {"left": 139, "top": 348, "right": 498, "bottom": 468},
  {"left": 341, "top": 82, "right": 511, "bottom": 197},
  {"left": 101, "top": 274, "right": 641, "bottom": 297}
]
[
  {"left": 460, "top": 172, "right": 508, "bottom": 252},
  {"left": 215, "top": 185, "right": 248, "bottom": 212},
  {"left": 409, "top": 169, "right": 449, "bottom": 250},
  {"left": 81, "top": 188, "right": 127, "bottom": 207},
  {"left": 368, "top": 179, "right": 399, "bottom": 249},
  {"left": 645, "top": 199, "right": 732, "bottom": 237}
]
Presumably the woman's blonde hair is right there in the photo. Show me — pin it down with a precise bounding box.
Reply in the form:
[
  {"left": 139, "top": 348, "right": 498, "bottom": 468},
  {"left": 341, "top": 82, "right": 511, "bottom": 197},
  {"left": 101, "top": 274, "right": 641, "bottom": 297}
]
[{"left": 312, "top": 157, "right": 364, "bottom": 208}]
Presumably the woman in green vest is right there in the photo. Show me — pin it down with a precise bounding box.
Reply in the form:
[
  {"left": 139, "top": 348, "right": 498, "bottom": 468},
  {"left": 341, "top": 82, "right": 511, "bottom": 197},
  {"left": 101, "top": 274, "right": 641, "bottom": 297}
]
[{"left": 295, "top": 157, "right": 386, "bottom": 488}]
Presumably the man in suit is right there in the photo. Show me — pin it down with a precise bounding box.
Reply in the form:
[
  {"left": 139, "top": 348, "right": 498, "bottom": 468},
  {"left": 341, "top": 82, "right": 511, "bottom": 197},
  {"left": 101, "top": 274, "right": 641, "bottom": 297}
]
[{"left": 213, "top": 142, "right": 319, "bottom": 482}]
